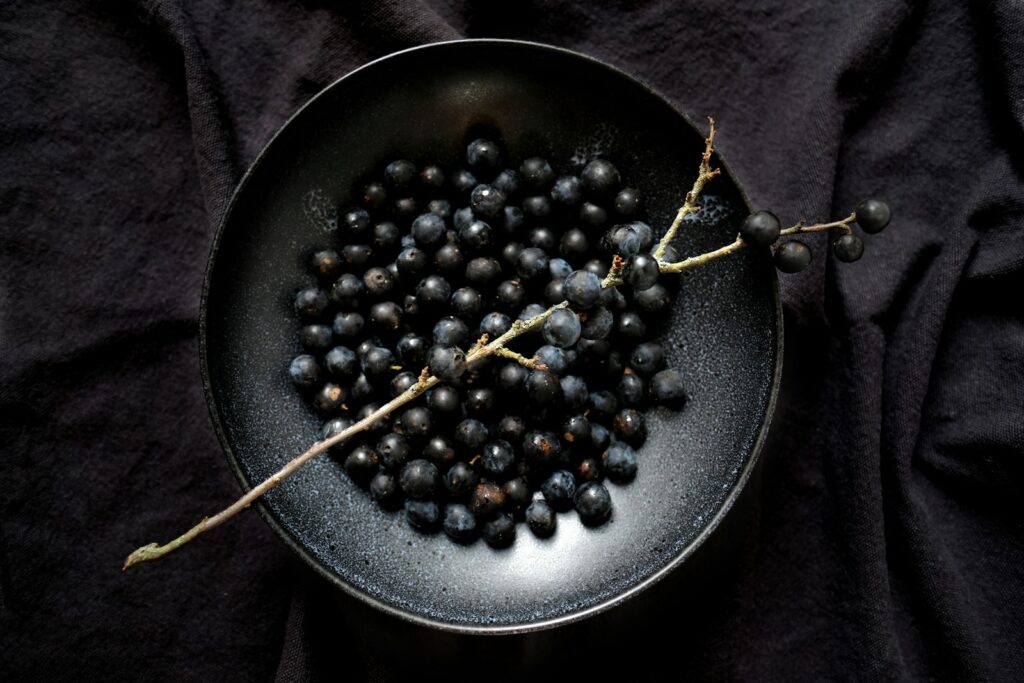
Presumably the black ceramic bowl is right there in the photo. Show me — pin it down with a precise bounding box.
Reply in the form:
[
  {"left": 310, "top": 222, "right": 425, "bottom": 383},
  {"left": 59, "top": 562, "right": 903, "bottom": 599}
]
[{"left": 201, "top": 39, "right": 781, "bottom": 634}]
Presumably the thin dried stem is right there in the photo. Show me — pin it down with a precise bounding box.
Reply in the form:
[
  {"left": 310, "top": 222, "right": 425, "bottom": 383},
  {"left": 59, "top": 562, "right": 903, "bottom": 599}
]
[
  {"left": 657, "top": 211, "right": 858, "bottom": 274},
  {"left": 495, "top": 347, "right": 548, "bottom": 371},
  {"left": 652, "top": 116, "right": 722, "bottom": 260}
]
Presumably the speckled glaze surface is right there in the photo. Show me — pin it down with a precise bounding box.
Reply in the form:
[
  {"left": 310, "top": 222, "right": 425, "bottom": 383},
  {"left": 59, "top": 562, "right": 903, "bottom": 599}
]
[{"left": 201, "top": 39, "right": 781, "bottom": 634}]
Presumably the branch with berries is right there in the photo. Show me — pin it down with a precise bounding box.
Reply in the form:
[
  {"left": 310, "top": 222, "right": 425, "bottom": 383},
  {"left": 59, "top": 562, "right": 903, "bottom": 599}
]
[{"left": 123, "top": 118, "right": 891, "bottom": 569}]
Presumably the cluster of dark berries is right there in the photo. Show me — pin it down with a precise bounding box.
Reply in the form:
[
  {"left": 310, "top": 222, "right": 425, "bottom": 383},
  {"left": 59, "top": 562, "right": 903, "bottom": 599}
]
[
  {"left": 740, "top": 198, "right": 892, "bottom": 273},
  {"left": 288, "top": 135, "right": 688, "bottom": 548}
]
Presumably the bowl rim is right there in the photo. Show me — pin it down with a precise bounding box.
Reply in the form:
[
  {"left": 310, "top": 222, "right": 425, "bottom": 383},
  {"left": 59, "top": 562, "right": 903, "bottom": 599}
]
[{"left": 199, "top": 37, "right": 783, "bottom": 635}]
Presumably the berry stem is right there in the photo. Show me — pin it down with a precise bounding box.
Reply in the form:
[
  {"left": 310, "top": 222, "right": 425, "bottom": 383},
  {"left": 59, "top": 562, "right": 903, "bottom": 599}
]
[
  {"left": 656, "top": 211, "right": 858, "bottom": 274},
  {"left": 652, "top": 116, "right": 722, "bottom": 261}
]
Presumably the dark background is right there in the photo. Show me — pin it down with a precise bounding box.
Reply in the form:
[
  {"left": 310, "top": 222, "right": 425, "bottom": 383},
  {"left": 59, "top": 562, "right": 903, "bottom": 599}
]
[{"left": 2, "top": 1, "right": 1022, "bottom": 680}]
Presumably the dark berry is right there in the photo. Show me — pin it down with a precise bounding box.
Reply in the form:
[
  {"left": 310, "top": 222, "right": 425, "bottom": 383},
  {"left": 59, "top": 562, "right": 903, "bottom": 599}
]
[
  {"left": 480, "top": 311, "right": 512, "bottom": 338},
  {"left": 560, "top": 375, "right": 588, "bottom": 410},
  {"left": 482, "top": 513, "right": 516, "bottom": 548},
  {"left": 435, "top": 242, "right": 465, "bottom": 274},
  {"left": 362, "top": 346, "right": 395, "bottom": 376},
  {"left": 312, "top": 383, "right": 345, "bottom": 414},
  {"left": 433, "top": 316, "right": 469, "bottom": 346},
  {"left": 562, "top": 414, "right": 591, "bottom": 445},
  {"left": 294, "top": 288, "right": 328, "bottom": 320},
  {"left": 551, "top": 175, "right": 583, "bottom": 208},
  {"left": 289, "top": 354, "right": 320, "bottom": 389},
  {"left": 542, "top": 309, "right": 582, "bottom": 348},
  {"left": 522, "top": 195, "right": 552, "bottom": 219},
  {"left": 411, "top": 213, "right": 446, "bottom": 248},
  {"left": 362, "top": 182, "right": 387, "bottom": 209},
  {"left": 324, "top": 346, "right": 359, "bottom": 378},
  {"left": 417, "top": 274, "right": 452, "bottom": 310},
  {"left": 321, "top": 416, "right": 354, "bottom": 440},
  {"left": 581, "top": 159, "right": 620, "bottom": 197},
  {"left": 583, "top": 258, "right": 610, "bottom": 278},
  {"left": 455, "top": 418, "right": 489, "bottom": 451},
  {"left": 350, "top": 373, "right": 375, "bottom": 402},
  {"left": 497, "top": 415, "right": 527, "bottom": 445},
  {"left": 603, "top": 442, "right": 638, "bottom": 483},
  {"left": 427, "top": 345, "right": 466, "bottom": 380},
  {"left": 634, "top": 283, "right": 670, "bottom": 313},
  {"left": 613, "top": 187, "right": 640, "bottom": 217},
  {"left": 369, "top": 472, "right": 399, "bottom": 507},
  {"left": 833, "top": 234, "right": 865, "bottom": 262},
  {"left": 465, "top": 387, "right": 495, "bottom": 416},
  {"left": 525, "top": 370, "right": 563, "bottom": 403},
  {"left": 470, "top": 185, "right": 506, "bottom": 220},
  {"left": 396, "top": 333, "right": 428, "bottom": 367},
  {"left": 563, "top": 270, "right": 603, "bottom": 310},
  {"left": 502, "top": 478, "right": 531, "bottom": 515},
  {"left": 523, "top": 431, "right": 561, "bottom": 466},
  {"left": 384, "top": 159, "right": 416, "bottom": 190},
  {"left": 650, "top": 369, "right": 686, "bottom": 405},
  {"left": 341, "top": 244, "right": 373, "bottom": 270},
  {"left": 535, "top": 345, "right": 569, "bottom": 374},
  {"left": 616, "top": 311, "right": 646, "bottom": 340},
  {"left": 443, "top": 504, "right": 478, "bottom": 543},
  {"left": 603, "top": 224, "right": 641, "bottom": 256},
  {"left": 541, "top": 470, "right": 577, "bottom": 510},
  {"left": 740, "top": 210, "right": 781, "bottom": 247},
  {"left": 493, "top": 169, "right": 520, "bottom": 196},
  {"left": 481, "top": 440, "right": 516, "bottom": 478},
  {"left": 544, "top": 279, "right": 566, "bottom": 306},
  {"left": 462, "top": 219, "right": 495, "bottom": 252},
  {"left": 579, "top": 202, "right": 608, "bottom": 228},
  {"left": 520, "top": 157, "right": 555, "bottom": 189},
  {"left": 574, "top": 481, "right": 612, "bottom": 525},
  {"left": 427, "top": 199, "right": 452, "bottom": 219},
  {"left": 577, "top": 458, "right": 601, "bottom": 482},
  {"left": 300, "top": 324, "right": 333, "bottom": 350},
  {"left": 623, "top": 253, "right": 660, "bottom": 291},
  {"left": 774, "top": 240, "right": 812, "bottom": 273},
  {"left": 470, "top": 482, "right": 505, "bottom": 517},
  {"left": 495, "top": 280, "right": 526, "bottom": 310},
  {"left": 452, "top": 169, "right": 478, "bottom": 194},
  {"left": 525, "top": 500, "right": 556, "bottom": 537},
  {"left": 377, "top": 432, "right": 411, "bottom": 470},
  {"left": 363, "top": 266, "right": 396, "bottom": 297},
  {"left": 419, "top": 164, "right": 445, "bottom": 189},
  {"left": 331, "top": 273, "right": 364, "bottom": 309},
  {"left": 399, "top": 459, "right": 439, "bottom": 499},
  {"left": 502, "top": 205, "right": 525, "bottom": 234},
  {"left": 426, "top": 385, "right": 461, "bottom": 415},
  {"left": 340, "top": 208, "right": 371, "bottom": 239},
  {"left": 392, "top": 196, "right": 418, "bottom": 219},
  {"left": 396, "top": 247, "right": 429, "bottom": 277},
  {"left": 311, "top": 250, "right": 341, "bottom": 280},
  {"left": 581, "top": 306, "right": 613, "bottom": 340},
  {"left": 519, "top": 303, "right": 548, "bottom": 322},
  {"left": 613, "top": 408, "right": 647, "bottom": 444},
  {"left": 617, "top": 371, "right": 645, "bottom": 406},
  {"left": 343, "top": 443, "right": 378, "bottom": 483},
  {"left": 445, "top": 461, "right": 479, "bottom": 498},
  {"left": 390, "top": 371, "right": 418, "bottom": 397},
  {"left": 855, "top": 198, "right": 891, "bottom": 234},
  {"left": 548, "top": 257, "right": 573, "bottom": 280},
  {"left": 630, "top": 342, "right": 665, "bottom": 376},
  {"left": 398, "top": 406, "right": 432, "bottom": 439},
  {"left": 369, "top": 301, "right": 403, "bottom": 332},
  {"left": 560, "top": 228, "right": 589, "bottom": 259},
  {"left": 465, "top": 257, "right": 502, "bottom": 285},
  {"left": 516, "top": 247, "right": 550, "bottom": 279},
  {"left": 425, "top": 435, "right": 458, "bottom": 467},
  {"left": 373, "top": 221, "right": 401, "bottom": 251},
  {"left": 466, "top": 138, "right": 501, "bottom": 172},
  {"left": 589, "top": 422, "right": 611, "bottom": 453},
  {"left": 530, "top": 226, "right": 558, "bottom": 252},
  {"left": 405, "top": 499, "right": 440, "bottom": 531},
  {"left": 451, "top": 286, "right": 482, "bottom": 319},
  {"left": 587, "top": 390, "right": 618, "bottom": 419}
]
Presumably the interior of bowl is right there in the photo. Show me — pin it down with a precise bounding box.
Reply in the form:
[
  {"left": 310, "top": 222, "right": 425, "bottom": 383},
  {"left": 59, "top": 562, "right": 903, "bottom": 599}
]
[{"left": 202, "top": 39, "right": 780, "bottom": 633}]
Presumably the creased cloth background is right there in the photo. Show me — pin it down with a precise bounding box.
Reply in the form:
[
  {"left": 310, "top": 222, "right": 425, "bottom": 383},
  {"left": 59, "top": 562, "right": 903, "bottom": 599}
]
[{"left": 2, "top": 1, "right": 1022, "bottom": 680}]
